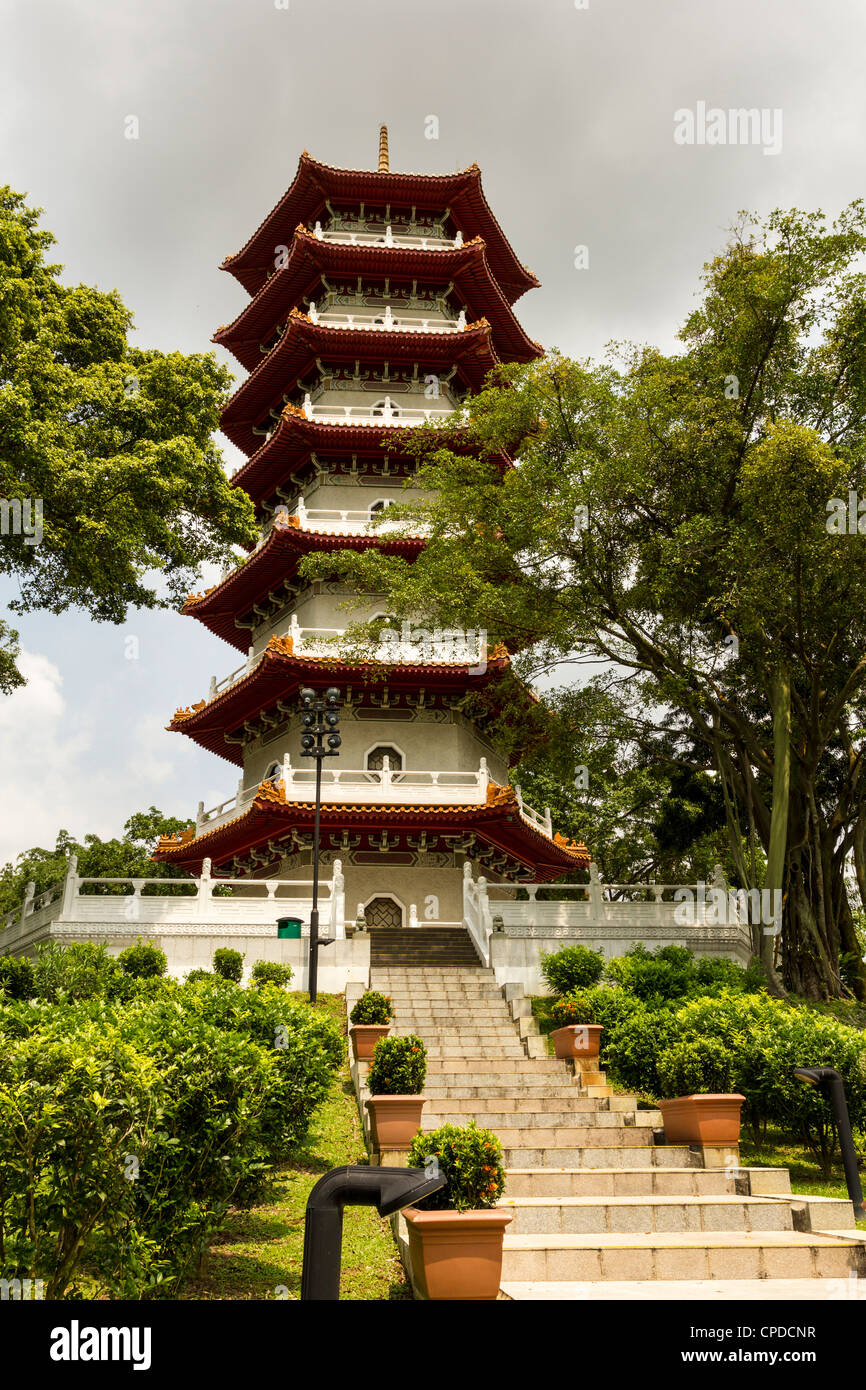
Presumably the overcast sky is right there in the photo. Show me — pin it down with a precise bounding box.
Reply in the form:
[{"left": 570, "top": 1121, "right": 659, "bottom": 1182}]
[{"left": 0, "top": 0, "right": 863, "bottom": 865}]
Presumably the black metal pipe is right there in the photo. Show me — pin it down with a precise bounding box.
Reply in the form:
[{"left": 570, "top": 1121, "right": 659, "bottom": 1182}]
[
  {"left": 300, "top": 1165, "right": 446, "bottom": 1300},
  {"left": 792, "top": 1066, "right": 865, "bottom": 1218}
]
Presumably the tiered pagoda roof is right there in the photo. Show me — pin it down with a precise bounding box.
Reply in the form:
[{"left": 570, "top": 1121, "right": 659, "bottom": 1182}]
[
  {"left": 221, "top": 153, "right": 540, "bottom": 302},
  {"left": 156, "top": 137, "right": 584, "bottom": 881}
]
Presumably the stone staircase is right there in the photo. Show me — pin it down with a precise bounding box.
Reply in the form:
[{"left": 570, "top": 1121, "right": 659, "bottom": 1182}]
[
  {"left": 369, "top": 958, "right": 866, "bottom": 1299},
  {"left": 370, "top": 927, "right": 482, "bottom": 968}
]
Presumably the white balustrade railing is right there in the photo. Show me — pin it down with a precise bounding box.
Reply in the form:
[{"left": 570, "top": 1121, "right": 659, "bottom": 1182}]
[
  {"left": 314, "top": 221, "right": 461, "bottom": 252},
  {"left": 311, "top": 304, "right": 466, "bottom": 335},
  {"left": 206, "top": 617, "right": 490, "bottom": 702},
  {"left": 256, "top": 498, "right": 413, "bottom": 544},
  {"left": 302, "top": 395, "right": 460, "bottom": 427},
  {"left": 0, "top": 855, "right": 345, "bottom": 941}
]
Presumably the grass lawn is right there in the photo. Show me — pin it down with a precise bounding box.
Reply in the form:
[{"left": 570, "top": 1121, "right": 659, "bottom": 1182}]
[
  {"left": 739, "top": 1133, "right": 866, "bottom": 1230},
  {"left": 183, "top": 993, "right": 410, "bottom": 1301}
]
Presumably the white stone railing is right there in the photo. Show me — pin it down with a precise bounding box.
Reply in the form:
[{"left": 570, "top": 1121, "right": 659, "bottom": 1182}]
[
  {"left": 310, "top": 302, "right": 467, "bottom": 335},
  {"left": 464, "top": 862, "right": 754, "bottom": 951},
  {"left": 207, "top": 617, "right": 490, "bottom": 700},
  {"left": 0, "top": 855, "right": 346, "bottom": 947},
  {"left": 256, "top": 498, "right": 413, "bottom": 545},
  {"left": 301, "top": 394, "right": 464, "bottom": 427},
  {"left": 313, "top": 221, "right": 461, "bottom": 253}
]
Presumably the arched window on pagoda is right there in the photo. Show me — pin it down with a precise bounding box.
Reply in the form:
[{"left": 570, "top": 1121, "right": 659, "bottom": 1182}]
[{"left": 263, "top": 760, "right": 282, "bottom": 784}]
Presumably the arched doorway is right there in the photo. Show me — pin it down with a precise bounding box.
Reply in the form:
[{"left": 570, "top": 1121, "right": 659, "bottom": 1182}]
[{"left": 364, "top": 895, "right": 404, "bottom": 929}]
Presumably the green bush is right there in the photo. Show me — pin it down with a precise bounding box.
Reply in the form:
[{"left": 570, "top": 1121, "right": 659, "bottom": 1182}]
[
  {"left": 407, "top": 1121, "right": 505, "bottom": 1212},
  {"left": 656, "top": 1036, "right": 738, "bottom": 1097},
  {"left": 33, "top": 941, "right": 122, "bottom": 1002},
  {"left": 0, "top": 976, "right": 343, "bottom": 1298},
  {"left": 213, "top": 948, "right": 244, "bottom": 982},
  {"left": 0, "top": 955, "right": 34, "bottom": 1000},
  {"left": 540, "top": 945, "right": 605, "bottom": 996},
  {"left": 250, "top": 960, "right": 294, "bottom": 988},
  {"left": 549, "top": 984, "right": 641, "bottom": 1032},
  {"left": 367, "top": 1034, "right": 427, "bottom": 1095},
  {"left": 185, "top": 968, "right": 213, "bottom": 983},
  {"left": 118, "top": 941, "right": 167, "bottom": 979},
  {"left": 601, "top": 1004, "right": 679, "bottom": 1095},
  {"left": 604, "top": 944, "right": 761, "bottom": 1004},
  {"left": 350, "top": 989, "right": 393, "bottom": 1025}
]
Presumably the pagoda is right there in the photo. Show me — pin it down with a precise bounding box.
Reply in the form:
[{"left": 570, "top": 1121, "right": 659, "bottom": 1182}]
[{"left": 154, "top": 129, "right": 589, "bottom": 931}]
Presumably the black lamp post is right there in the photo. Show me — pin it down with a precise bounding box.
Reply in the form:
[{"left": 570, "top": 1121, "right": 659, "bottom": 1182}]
[
  {"left": 299, "top": 685, "right": 341, "bottom": 1004},
  {"left": 300, "top": 1165, "right": 446, "bottom": 1300},
  {"left": 792, "top": 1065, "right": 865, "bottom": 1218}
]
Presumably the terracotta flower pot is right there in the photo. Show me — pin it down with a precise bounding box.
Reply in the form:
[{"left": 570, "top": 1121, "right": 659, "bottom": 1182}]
[
  {"left": 350, "top": 1023, "right": 390, "bottom": 1061},
  {"left": 658, "top": 1093, "right": 745, "bottom": 1145},
  {"left": 404, "top": 1207, "right": 513, "bottom": 1300},
  {"left": 365, "top": 1094, "right": 426, "bottom": 1148},
  {"left": 551, "top": 1023, "right": 603, "bottom": 1060}
]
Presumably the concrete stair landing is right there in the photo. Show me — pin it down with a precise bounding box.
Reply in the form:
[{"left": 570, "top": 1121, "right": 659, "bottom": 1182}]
[{"left": 368, "top": 957, "right": 866, "bottom": 1299}]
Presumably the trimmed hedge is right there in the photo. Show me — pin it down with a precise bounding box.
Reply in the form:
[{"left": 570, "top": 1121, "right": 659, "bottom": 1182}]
[
  {"left": 540, "top": 945, "right": 605, "bottom": 996},
  {"left": 0, "top": 970, "right": 342, "bottom": 1298}
]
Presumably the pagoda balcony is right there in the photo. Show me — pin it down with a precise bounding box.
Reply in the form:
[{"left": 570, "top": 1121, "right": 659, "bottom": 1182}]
[
  {"left": 309, "top": 303, "right": 468, "bottom": 335},
  {"left": 254, "top": 498, "right": 416, "bottom": 547},
  {"left": 207, "top": 617, "right": 489, "bottom": 700},
  {"left": 298, "top": 395, "right": 461, "bottom": 428},
  {"left": 313, "top": 221, "right": 462, "bottom": 253},
  {"left": 196, "top": 758, "right": 553, "bottom": 838}
]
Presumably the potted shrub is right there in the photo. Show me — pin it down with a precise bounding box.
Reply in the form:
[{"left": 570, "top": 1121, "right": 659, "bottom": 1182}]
[
  {"left": 548, "top": 995, "right": 604, "bottom": 1059},
  {"left": 364, "top": 1034, "right": 427, "bottom": 1149},
  {"left": 404, "top": 1122, "right": 513, "bottom": 1300},
  {"left": 349, "top": 989, "right": 393, "bottom": 1060},
  {"left": 656, "top": 1037, "right": 745, "bottom": 1144}
]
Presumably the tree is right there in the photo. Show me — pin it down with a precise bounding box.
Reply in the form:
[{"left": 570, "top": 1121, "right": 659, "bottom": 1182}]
[
  {"left": 300, "top": 205, "right": 866, "bottom": 1001},
  {"left": 0, "top": 807, "right": 192, "bottom": 915},
  {"left": 0, "top": 188, "right": 256, "bottom": 691}
]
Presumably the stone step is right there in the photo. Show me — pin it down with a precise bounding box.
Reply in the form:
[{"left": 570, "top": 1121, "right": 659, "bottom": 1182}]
[
  {"left": 500, "top": 1230, "right": 866, "bottom": 1281},
  {"left": 418, "top": 1047, "right": 529, "bottom": 1059},
  {"left": 423, "top": 1109, "right": 658, "bottom": 1129},
  {"left": 425, "top": 1058, "right": 568, "bottom": 1075},
  {"left": 393, "top": 1027, "right": 516, "bottom": 1039},
  {"left": 500, "top": 1195, "right": 795, "bottom": 1235},
  {"left": 500, "top": 1278, "right": 865, "bottom": 1301},
  {"left": 501, "top": 1145, "right": 699, "bottom": 1169},
  {"left": 455, "top": 1125, "right": 655, "bottom": 1149},
  {"left": 424, "top": 1092, "right": 617, "bottom": 1110},
  {"left": 504, "top": 1167, "right": 752, "bottom": 1198}
]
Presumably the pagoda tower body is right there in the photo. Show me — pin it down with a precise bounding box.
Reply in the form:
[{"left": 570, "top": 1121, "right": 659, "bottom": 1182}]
[{"left": 155, "top": 133, "right": 588, "bottom": 931}]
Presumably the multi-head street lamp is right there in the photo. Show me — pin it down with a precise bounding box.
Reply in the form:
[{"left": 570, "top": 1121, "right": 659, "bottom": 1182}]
[{"left": 299, "top": 686, "right": 341, "bottom": 1004}]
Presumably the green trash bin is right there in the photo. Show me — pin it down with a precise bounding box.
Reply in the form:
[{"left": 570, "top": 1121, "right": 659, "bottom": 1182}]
[{"left": 277, "top": 917, "right": 303, "bottom": 939}]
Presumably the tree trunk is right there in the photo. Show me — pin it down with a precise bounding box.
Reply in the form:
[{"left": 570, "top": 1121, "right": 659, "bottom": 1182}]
[{"left": 762, "top": 671, "right": 791, "bottom": 996}]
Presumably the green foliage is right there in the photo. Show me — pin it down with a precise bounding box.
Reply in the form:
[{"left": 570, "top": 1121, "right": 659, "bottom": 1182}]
[
  {"left": 0, "top": 187, "right": 256, "bottom": 691},
  {"left": 367, "top": 1034, "right": 427, "bottom": 1096},
  {"left": 298, "top": 201, "right": 866, "bottom": 999},
  {"left": 213, "top": 948, "right": 244, "bottom": 982},
  {"left": 349, "top": 990, "right": 393, "bottom": 1025},
  {"left": 0, "top": 954, "right": 34, "bottom": 1000},
  {"left": 0, "top": 975, "right": 342, "bottom": 1297},
  {"left": 407, "top": 1121, "right": 506, "bottom": 1212},
  {"left": 185, "top": 969, "right": 213, "bottom": 983},
  {"left": 33, "top": 940, "right": 122, "bottom": 1002},
  {"left": 549, "top": 984, "right": 641, "bottom": 1032},
  {"left": 118, "top": 941, "right": 167, "bottom": 979},
  {"left": 605, "top": 943, "right": 761, "bottom": 1004},
  {"left": 540, "top": 945, "right": 605, "bottom": 996},
  {"left": 250, "top": 960, "right": 294, "bottom": 988},
  {"left": 656, "top": 1036, "right": 738, "bottom": 1097}
]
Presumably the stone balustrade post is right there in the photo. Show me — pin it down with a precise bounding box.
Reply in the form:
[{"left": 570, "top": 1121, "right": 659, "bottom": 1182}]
[
  {"left": 333, "top": 858, "right": 345, "bottom": 939},
  {"left": 589, "top": 862, "right": 604, "bottom": 922},
  {"left": 59, "top": 855, "right": 79, "bottom": 921}
]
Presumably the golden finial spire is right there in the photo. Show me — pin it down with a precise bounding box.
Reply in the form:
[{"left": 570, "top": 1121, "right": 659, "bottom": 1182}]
[{"left": 378, "top": 124, "right": 389, "bottom": 173}]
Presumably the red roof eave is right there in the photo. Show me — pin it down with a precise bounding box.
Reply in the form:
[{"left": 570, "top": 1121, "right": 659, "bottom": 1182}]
[
  {"left": 152, "top": 785, "right": 589, "bottom": 879},
  {"left": 221, "top": 154, "right": 539, "bottom": 304}
]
